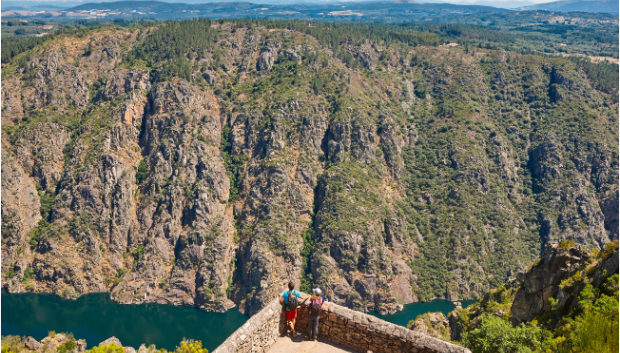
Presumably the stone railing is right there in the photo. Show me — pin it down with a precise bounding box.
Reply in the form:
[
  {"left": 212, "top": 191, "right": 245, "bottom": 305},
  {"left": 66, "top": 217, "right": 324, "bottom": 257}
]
[
  {"left": 212, "top": 299, "right": 285, "bottom": 353},
  {"left": 213, "top": 294, "right": 471, "bottom": 353},
  {"left": 295, "top": 302, "right": 470, "bottom": 353}
]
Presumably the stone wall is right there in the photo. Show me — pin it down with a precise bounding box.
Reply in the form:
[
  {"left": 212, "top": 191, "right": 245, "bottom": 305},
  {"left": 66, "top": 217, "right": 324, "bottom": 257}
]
[
  {"left": 212, "top": 299, "right": 285, "bottom": 353},
  {"left": 213, "top": 295, "right": 471, "bottom": 353},
  {"left": 295, "top": 302, "right": 470, "bottom": 353}
]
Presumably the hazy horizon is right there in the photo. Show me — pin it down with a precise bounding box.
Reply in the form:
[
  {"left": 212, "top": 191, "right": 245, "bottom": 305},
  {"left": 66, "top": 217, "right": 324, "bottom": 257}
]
[{"left": 2, "top": 0, "right": 564, "bottom": 6}]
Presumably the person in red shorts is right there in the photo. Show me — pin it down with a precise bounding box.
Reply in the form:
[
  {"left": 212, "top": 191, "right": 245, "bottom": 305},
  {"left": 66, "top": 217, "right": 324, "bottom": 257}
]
[{"left": 280, "top": 281, "right": 309, "bottom": 337}]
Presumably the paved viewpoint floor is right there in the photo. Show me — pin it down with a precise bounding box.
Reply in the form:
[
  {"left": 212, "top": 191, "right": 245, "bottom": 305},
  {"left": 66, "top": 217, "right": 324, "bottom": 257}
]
[{"left": 268, "top": 332, "right": 355, "bottom": 353}]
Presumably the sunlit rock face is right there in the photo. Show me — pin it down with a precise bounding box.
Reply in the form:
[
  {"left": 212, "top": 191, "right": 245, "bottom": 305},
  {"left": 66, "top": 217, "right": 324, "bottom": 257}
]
[{"left": 2, "top": 21, "right": 617, "bottom": 315}]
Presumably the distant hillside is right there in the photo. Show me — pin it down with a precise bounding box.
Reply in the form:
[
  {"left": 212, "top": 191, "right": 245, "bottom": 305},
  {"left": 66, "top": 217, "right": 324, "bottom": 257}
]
[
  {"left": 518, "top": 0, "right": 619, "bottom": 13},
  {"left": 2, "top": 0, "right": 510, "bottom": 22},
  {"left": 69, "top": 0, "right": 161, "bottom": 10}
]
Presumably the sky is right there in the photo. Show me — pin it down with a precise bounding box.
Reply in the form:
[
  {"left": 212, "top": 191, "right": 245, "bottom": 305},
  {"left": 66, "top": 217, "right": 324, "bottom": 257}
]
[
  {"left": 0, "top": 0, "right": 570, "bottom": 12},
  {"left": 6, "top": 0, "right": 563, "bottom": 4}
]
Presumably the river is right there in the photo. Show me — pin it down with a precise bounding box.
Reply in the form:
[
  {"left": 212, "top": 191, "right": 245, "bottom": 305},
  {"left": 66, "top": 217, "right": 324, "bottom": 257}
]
[
  {"left": 2, "top": 292, "right": 474, "bottom": 350},
  {"left": 0, "top": 292, "right": 247, "bottom": 351},
  {"left": 370, "top": 299, "right": 476, "bottom": 327}
]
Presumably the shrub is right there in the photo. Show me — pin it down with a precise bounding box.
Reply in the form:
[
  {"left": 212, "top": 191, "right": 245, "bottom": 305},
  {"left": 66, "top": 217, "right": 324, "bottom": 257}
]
[
  {"left": 28, "top": 226, "right": 42, "bottom": 248},
  {"left": 136, "top": 160, "right": 148, "bottom": 184},
  {"left": 548, "top": 297, "right": 559, "bottom": 308},
  {"left": 1, "top": 335, "right": 22, "bottom": 353},
  {"left": 1, "top": 346, "right": 15, "bottom": 353},
  {"left": 131, "top": 245, "right": 145, "bottom": 262},
  {"left": 87, "top": 343, "right": 124, "bottom": 353},
  {"left": 23, "top": 267, "right": 34, "bottom": 278},
  {"left": 39, "top": 190, "right": 56, "bottom": 220},
  {"left": 559, "top": 239, "right": 576, "bottom": 250},
  {"left": 567, "top": 303, "right": 619, "bottom": 353},
  {"left": 599, "top": 241, "right": 619, "bottom": 261},
  {"left": 22, "top": 267, "right": 34, "bottom": 282},
  {"left": 176, "top": 340, "right": 208, "bottom": 353},
  {"left": 462, "top": 314, "right": 553, "bottom": 353},
  {"left": 58, "top": 341, "right": 76, "bottom": 353},
  {"left": 558, "top": 292, "right": 619, "bottom": 352},
  {"left": 6, "top": 263, "right": 16, "bottom": 278},
  {"left": 601, "top": 274, "right": 619, "bottom": 296},
  {"left": 560, "top": 271, "right": 582, "bottom": 290}
]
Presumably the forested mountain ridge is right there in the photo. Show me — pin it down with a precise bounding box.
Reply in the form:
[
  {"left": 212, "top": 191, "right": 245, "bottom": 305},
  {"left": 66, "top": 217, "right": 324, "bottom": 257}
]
[
  {"left": 1, "top": 20, "right": 618, "bottom": 316},
  {"left": 4, "top": 11, "right": 619, "bottom": 60}
]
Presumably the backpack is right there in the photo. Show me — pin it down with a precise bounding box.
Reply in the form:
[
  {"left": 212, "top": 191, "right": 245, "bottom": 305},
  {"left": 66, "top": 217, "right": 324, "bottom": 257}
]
[
  {"left": 286, "top": 291, "right": 298, "bottom": 310},
  {"left": 309, "top": 298, "right": 322, "bottom": 317}
]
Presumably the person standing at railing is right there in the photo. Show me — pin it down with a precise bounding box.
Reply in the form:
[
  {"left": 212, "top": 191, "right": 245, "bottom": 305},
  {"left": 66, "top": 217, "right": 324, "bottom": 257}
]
[
  {"left": 280, "top": 281, "right": 310, "bottom": 338},
  {"left": 305, "top": 288, "right": 325, "bottom": 341}
]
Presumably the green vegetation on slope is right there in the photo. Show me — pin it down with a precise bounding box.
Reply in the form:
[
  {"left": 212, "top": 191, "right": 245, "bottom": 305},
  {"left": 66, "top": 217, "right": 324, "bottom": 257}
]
[
  {"left": 463, "top": 315, "right": 554, "bottom": 352},
  {"left": 452, "top": 241, "right": 619, "bottom": 353},
  {"left": 569, "top": 57, "right": 619, "bottom": 99},
  {"left": 461, "top": 275, "right": 618, "bottom": 352}
]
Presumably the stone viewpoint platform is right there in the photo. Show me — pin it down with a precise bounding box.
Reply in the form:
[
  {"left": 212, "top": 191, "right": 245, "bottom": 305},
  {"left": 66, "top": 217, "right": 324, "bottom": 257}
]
[
  {"left": 212, "top": 295, "right": 470, "bottom": 353},
  {"left": 268, "top": 332, "right": 354, "bottom": 353}
]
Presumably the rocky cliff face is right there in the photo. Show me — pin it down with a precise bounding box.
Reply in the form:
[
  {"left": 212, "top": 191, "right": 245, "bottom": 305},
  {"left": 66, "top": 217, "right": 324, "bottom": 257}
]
[
  {"left": 511, "top": 240, "right": 619, "bottom": 324},
  {"left": 408, "top": 312, "right": 451, "bottom": 341},
  {"left": 447, "top": 240, "right": 618, "bottom": 343},
  {"left": 1, "top": 21, "right": 618, "bottom": 315}
]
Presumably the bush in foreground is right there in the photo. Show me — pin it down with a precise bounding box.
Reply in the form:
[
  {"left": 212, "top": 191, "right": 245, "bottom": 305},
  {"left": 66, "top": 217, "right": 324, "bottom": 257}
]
[{"left": 462, "top": 315, "right": 553, "bottom": 353}]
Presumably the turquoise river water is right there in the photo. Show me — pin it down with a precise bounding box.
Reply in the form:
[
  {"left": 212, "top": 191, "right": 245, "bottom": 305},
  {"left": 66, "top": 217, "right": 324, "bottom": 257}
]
[
  {"left": 0, "top": 292, "right": 247, "bottom": 351},
  {"left": 2, "top": 292, "right": 474, "bottom": 350},
  {"left": 371, "top": 299, "right": 475, "bottom": 327}
]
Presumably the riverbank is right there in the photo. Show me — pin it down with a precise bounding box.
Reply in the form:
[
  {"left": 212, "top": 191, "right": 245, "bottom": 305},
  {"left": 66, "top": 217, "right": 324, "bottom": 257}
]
[{"left": 0, "top": 333, "right": 212, "bottom": 353}]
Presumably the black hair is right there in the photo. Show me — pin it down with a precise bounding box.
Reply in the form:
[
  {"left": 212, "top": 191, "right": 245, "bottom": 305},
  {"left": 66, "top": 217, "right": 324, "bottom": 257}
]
[{"left": 288, "top": 281, "right": 295, "bottom": 291}]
